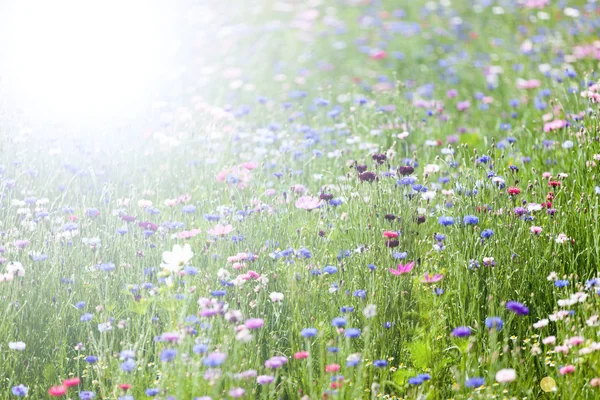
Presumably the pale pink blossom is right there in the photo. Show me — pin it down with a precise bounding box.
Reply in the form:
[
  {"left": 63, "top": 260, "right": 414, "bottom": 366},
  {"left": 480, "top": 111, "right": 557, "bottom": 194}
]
[
  {"left": 207, "top": 224, "right": 234, "bottom": 236},
  {"left": 295, "top": 196, "right": 321, "bottom": 211}
]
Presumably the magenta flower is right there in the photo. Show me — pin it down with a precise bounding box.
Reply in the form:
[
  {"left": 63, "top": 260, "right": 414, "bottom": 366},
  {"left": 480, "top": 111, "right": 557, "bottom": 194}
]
[
  {"left": 422, "top": 273, "right": 444, "bottom": 283},
  {"left": 389, "top": 261, "right": 415, "bottom": 276},
  {"left": 295, "top": 196, "right": 321, "bottom": 211}
]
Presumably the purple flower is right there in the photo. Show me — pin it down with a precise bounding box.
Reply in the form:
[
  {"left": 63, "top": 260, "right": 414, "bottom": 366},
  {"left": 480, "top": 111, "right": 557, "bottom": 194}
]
[
  {"left": 506, "top": 301, "right": 529, "bottom": 316},
  {"left": 452, "top": 326, "right": 471, "bottom": 337},
  {"left": 257, "top": 375, "right": 275, "bottom": 385},
  {"left": 265, "top": 356, "right": 287, "bottom": 369},
  {"left": 203, "top": 352, "right": 226, "bottom": 367}
]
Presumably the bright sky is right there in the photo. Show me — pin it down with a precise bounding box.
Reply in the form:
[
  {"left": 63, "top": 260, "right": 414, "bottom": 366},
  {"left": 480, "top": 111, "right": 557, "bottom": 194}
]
[{"left": 0, "top": 0, "right": 179, "bottom": 123}]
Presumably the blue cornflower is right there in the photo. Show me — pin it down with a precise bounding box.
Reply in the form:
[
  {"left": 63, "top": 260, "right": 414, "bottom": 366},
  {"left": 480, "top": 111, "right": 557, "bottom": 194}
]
[
  {"left": 98, "top": 262, "right": 115, "bottom": 272},
  {"left": 340, "top": 306, "right": 354, "bottom": 313},
  {"left": 555, "top": 280, "right": 569, "bottom": 288},
  {"left": 75, "top": 301, "right": 86, "bottom": 309},
  {"left": 181, "top": 205, "right": 196, "bottom": 213},
  {"left": 344, "top": 328, "right": 361, "bottom": 338},
  {"left": 353, "top": 289, "right": 367, "bottom": 299},
  {"left": 11, "top": 385, "right": 28, "bottom": 397},
  {"left": 79, "top": 391, "right": 96, "bottom": 400},
  {"left": 323, "top": 266, "right": 338, "bottom": 274},
  {"left": 408, "top": 376, "right": 424, "bottom": 385},
  {"left": 211, "top": 290, "right": 226, "bottom": 297},
  {"left": 329, "top": 199, "right": 343, "bottom": 206},
  {"left": 300, "top": 328, "right": 318, "bottom": 338},
  {"left": 193, "top": 344, "right": 208, "bottom": 354},
  {"left": 465, "top": 377, "right": 485, "bottom": 388},
  {"left": 367, "top": 264, "right": 377, "bottom": 271},
  {"left": 485, "top": 316, "right": 503, "bottom": 331},
  {"left": 373, "top": 360, "right": 388, "bottom": 368},
  {"left": 80, "top": 313, "right": 93, "bottom": 322},
  {"left": 160, "top": 348, "right": 177, "bottom": 362},
  {"left": 438, "top": 216, "right": 454, "bottom": 226},
  {"left": 146, "top": 388, "right": 160, "bottom": 396},
  {"left": 85, "top": 355, "right": 98, "bottom": 363},
  {"left": 463, "top": 215, "right": 479, "bottom": 225},
  {"left": 480, "top": 229, "right": 494, "bottom": 239},
  {"left": 120, "top": 359, "right": 137, "bottom": 372},
  {"left": 332, "top": 317, "right": 346, "bottom": 327}
]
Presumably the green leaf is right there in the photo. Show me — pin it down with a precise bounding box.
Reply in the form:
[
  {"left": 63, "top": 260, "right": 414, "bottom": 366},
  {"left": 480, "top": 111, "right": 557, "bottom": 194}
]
[{"left": 408, "top": 340, "right": 431, "bottom": 369}]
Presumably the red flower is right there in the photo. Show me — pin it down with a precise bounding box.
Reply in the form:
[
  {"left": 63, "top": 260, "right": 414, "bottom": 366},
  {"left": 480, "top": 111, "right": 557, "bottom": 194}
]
[
  {"left": 507, "top": 187, "right": 521, "bottom": 195},
  {"left": 548, "top": 180, "right": 561, "bottom": 188},
  {"left": 119, "top": 384, "right": 132, "bottom": 391},
  {"left": 547, "top": 192, "right": 555, "bottom": 200},
  {"left": 48, "top": 386, "right": 67, "bottom": 396},
  {"left": 382, "top": 231, "right": 399, "bottom": 239},
  {"left": 62, "top": 378, "right": 80, "bottom": 387}
]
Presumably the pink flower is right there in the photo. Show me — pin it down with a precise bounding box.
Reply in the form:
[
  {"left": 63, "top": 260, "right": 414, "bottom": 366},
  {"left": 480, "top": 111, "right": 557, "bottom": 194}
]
[
  {"left": 422, "top": 273, "right": 444, "bottom": 283},
  {"left": 383, "top": 231, "right": 399, "bottom": 238},
  {"left": 457, "top": 101, "right": 470, "bottom": 111},
  {"left": 207, "top": 224, "right": 233, "bottom": 236},
  {"left": 559, "top": 365, "right": 575, "bottom": 375},
  {"left": 48, "top": 386, "right": 67, "bottom": 396},
  {"left": 295, "top": 196, "right": 321, "bottom": 211},
  {"left": 240, "top": 161, "right": 258, "bottom": 170},
  {"left": 542, "top": 336, "right": 556, "bottom": 345},
  {"left": 294, "top": 351, "right": 309, "bottom": 359},
  {"left": 177, "top": 228, "right": 202, "bottom": 239},
  {"left": 325, "top": 364, "right": 340, "bottom": 373},
  {"left": 245, "top": 318, "right": 264, "bottom": 329},
  {"left": 369, "top": 50, "right": 387, "bottom": 60},
  {"left": 516, "top": 78, "right": 541, "bottom": 89},
  {"left": 543, "top": 119, "right": 567, "bottom": 133},
  {"left": 524, "top": 0, "right": 549, "bottom": 8},
  {"left": 530, "top": 226, "right": 543, "bottom": 235},
  {"left": 568, "top": 336, "right": 585, "bottom": 346},
  {"left": 389, "top": 262, "right": 415, "bottom": 276}
]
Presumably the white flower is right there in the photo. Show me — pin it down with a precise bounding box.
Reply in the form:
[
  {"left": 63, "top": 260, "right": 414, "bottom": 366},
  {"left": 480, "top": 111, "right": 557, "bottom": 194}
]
[
  {"left": 527, "top": 203, "right": 543, "bottom": 212},
  {"left": 6, "top": 262, "right": 24, "bottom": 277},
  {"left": 217, "top": 268, "right": 231, "bottom": 280},
  {"left": 495, "top": 368, "right": 516, "bottom": 383},
  {"left": 424, "top": 164, "right": 440, "bottom": 174},
  {"left": 533, "top": 319, "right": 549, "bottom": 329},
  {"left": 363, "top": 304, "right": 377, "bottom": 318},
  {"left": 555, "top": 233, "right": 569, "bottom": 244},
  {"left": 269, "top": 292, "right": 284, "bottom": 302},
  {"left": 160, "top": 244, "right": 194, "bottom": 272},
  {"left": 421, "top": 191, "right": 436, "bottom": 201},
  {"left": 8, "top": 341, "right": 26, "bottom": 351}
]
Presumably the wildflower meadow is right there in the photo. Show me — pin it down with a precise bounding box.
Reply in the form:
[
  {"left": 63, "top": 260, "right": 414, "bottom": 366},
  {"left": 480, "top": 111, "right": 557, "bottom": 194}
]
[{"left": 1, "top": 0, "right": 600, "bottom": 399}]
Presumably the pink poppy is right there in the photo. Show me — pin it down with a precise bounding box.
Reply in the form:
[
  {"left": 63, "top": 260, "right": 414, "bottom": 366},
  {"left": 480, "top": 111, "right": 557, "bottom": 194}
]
[{"left": 383, "top": 231, "right": 399, "bottom": 239}]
